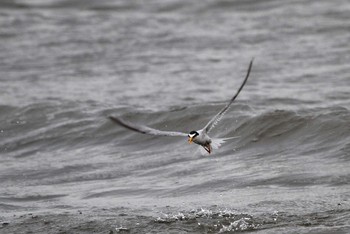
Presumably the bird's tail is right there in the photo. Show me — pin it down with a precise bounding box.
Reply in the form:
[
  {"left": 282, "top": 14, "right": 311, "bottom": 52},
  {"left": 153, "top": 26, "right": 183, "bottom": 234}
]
[{"left": 211, "top": 136, "right": 239, "bottom": 149}]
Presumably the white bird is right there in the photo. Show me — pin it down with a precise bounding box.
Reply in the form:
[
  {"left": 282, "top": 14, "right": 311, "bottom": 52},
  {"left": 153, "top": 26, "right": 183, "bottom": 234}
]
[{"left": 109, "top": 59, "right": 253, "bottom": 154}]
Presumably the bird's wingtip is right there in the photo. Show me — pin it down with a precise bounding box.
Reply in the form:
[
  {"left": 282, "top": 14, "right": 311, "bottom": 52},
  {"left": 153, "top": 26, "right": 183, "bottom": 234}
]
[{"left": 108, "top": 115, "right": 121, "bottom": 123}]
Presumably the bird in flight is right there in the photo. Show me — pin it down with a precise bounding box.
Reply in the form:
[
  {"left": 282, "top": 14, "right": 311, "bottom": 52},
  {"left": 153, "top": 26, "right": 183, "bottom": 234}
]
[{"left": 109, "top": 59, "right": 253, "bottom": 154}]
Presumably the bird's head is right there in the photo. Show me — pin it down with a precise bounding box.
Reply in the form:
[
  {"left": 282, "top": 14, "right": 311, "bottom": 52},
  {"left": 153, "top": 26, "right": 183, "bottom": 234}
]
[{"left": 188, "top": 131, "right": 199, "bottom": 144}]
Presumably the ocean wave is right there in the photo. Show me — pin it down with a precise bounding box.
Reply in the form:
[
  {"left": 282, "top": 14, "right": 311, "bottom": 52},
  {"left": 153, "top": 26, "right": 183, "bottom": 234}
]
[
  {"left": 1, "top": 101, "right": 349, "bottom": 158},
  {"left": 0, "top": 0, "right": 282, "bottom": 13}
]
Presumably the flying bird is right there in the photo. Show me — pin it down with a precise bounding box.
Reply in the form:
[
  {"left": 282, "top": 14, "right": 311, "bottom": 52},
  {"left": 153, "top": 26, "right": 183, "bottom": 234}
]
[{"left": 109, "top": 59, "right": 253, "bottom": 154}]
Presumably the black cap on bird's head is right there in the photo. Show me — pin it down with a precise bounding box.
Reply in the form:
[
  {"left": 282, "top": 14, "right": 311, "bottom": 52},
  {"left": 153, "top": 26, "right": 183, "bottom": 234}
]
[{"left": 188, "top": 131, "right": 199, "bottom": 144}]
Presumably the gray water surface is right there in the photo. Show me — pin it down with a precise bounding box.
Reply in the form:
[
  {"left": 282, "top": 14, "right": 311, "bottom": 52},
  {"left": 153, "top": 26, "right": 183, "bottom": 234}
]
[{"left": 1, "top": 0, "right": 350, "bottom": 233}]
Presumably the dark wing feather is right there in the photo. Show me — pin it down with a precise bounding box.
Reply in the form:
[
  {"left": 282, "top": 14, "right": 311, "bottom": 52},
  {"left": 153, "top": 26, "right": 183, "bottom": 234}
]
[
  {"left": 109, "top": 116, "right": 188, "bottom": 137},
  {"left": 203, "top": 59, "right": 253, "bottom": 133}
]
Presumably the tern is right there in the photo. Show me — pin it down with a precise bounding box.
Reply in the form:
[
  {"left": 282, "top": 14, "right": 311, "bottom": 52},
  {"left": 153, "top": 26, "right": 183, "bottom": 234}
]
[{"left": 109, "top": 59, "right": 253, "bottom": 154}]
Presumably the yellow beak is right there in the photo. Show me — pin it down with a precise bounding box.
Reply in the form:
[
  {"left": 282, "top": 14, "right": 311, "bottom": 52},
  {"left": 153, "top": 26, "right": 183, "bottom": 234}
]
[{"left": 188, "top": 137, "right": 193, "bottom": 144}]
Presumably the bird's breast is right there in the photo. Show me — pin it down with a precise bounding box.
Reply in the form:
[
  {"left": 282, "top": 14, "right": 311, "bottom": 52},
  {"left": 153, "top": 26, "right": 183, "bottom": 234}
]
[{"left": 193, "top": 134, "right": 211, "bottom": 146}]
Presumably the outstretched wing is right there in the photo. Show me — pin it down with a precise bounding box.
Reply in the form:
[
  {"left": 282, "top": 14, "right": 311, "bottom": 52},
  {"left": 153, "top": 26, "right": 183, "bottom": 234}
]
[
  {"left": 203, "top": 59, "right": 253, "bottom": 133},
  {"left": 109, "top": 116, "right": 188, "bottom": 137}
]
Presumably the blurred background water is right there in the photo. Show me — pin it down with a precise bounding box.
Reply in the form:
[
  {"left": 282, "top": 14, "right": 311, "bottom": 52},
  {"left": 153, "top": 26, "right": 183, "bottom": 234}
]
[{"left": 0, "top": 0, "right": 350, "bottom": 233}]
